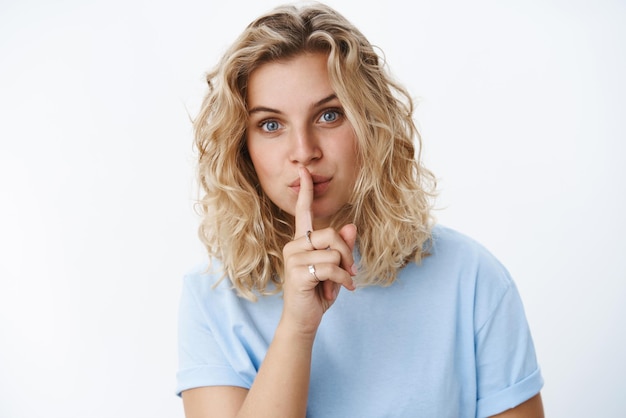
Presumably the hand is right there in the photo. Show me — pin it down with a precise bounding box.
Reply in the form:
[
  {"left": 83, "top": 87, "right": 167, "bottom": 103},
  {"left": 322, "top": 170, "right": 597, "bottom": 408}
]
[{"left": 281, "top": 167, "right": 357, "bottom": 335}]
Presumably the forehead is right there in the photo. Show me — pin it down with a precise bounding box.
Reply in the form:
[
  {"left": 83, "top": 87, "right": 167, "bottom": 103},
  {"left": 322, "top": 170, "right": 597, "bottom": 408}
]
[{"left": 246, "top": 52, "right": 334, "bottom": 108}]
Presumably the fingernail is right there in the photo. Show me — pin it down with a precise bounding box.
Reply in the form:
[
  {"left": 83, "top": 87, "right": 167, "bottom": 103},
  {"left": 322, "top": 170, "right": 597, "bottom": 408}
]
[{"left": 351, "top": 264, "right": 358, "bottom": 276}]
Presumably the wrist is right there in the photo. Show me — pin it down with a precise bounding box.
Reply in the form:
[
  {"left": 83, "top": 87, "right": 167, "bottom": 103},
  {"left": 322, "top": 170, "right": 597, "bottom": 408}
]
[{"left": 275, "top": 315, "right": 318, "bottom": 347}]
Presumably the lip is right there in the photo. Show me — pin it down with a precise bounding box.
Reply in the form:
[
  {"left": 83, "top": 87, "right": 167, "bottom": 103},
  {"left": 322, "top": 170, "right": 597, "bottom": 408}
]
[{"left": 289, "top": 174, "right": 332, "bottom": 196}]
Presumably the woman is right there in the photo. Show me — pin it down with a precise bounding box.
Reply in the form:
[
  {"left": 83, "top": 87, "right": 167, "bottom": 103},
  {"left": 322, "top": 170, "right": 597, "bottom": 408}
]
[{"left": 177, "top": 3, "right": 544, "bottom": 417}]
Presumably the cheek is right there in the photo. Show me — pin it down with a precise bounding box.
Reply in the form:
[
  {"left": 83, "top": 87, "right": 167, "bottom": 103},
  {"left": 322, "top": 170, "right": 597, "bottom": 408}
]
[
  {"left": 247, "top": 142, "right": 268, "bottom": 174},
  {"left": 247, "top": 147, "right": 280, "bottom": 191},
  {"left": 340, "top": 133, "right": 360, "bottom": 173}
]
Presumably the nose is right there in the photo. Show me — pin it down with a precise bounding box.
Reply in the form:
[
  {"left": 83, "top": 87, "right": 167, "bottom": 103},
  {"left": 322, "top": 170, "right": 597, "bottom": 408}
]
[{"left": 289, "top": 125, "right": 322, "bottom": 165}]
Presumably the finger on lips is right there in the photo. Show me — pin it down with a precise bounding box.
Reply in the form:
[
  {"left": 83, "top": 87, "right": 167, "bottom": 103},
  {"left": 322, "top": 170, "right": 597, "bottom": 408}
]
[
  {"left": 293, "top": 167, "right": 356, "bottom": 291},
  {"left": 294, "top": 167, "right": 314, "bottom": 239}
]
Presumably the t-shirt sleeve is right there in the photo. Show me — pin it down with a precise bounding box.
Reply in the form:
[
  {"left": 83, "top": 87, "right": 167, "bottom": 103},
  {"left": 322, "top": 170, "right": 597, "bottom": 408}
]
[
  {"left": 176, "top": 272, "right": 249, "bottom": 396},
  {"left": 473, "top": 263, "right": 544, "bottom": 417}
]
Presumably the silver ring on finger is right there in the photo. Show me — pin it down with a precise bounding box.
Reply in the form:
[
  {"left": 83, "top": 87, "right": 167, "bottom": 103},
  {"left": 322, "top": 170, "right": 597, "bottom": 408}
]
[
  {"left": 305, "top": 230, "right": 315, "bottom": 249},
  {"left": 308, "top": 264, "right": 319, "bottom": 281}
]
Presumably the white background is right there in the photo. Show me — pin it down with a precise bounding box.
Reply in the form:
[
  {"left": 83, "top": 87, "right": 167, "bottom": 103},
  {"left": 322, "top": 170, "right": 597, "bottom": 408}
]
[{"left": 1, "top": 0, "right": 624, "bottom": 416}]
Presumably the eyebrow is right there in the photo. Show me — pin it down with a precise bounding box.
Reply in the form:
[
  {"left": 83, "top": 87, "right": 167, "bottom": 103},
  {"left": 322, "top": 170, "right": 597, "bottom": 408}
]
[{"left": 248, "top": 93, "right": 338, "bottom": 115}]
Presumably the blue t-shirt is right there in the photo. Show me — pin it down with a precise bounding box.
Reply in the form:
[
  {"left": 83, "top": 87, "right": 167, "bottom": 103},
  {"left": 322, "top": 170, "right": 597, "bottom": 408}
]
[{"left": 176, "top": 225, "right": 543, "bottom": 417}]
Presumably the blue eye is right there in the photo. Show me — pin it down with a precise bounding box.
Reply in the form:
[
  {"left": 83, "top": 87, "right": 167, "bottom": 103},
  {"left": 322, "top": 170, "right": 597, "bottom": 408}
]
[
  {"left": 261, "top": 120, "right": 281, "bottom": 132},
  {"left": 319, "top": 110, "right": 341, "bottom": 123}
]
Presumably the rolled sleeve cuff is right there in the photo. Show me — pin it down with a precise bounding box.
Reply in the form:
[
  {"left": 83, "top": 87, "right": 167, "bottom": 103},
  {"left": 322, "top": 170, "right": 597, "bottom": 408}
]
[
  {"left": 176, "top": 365, "right": 249, "bottom": 397},
  {"left": 477, "top": 367, "right": 544, "bottom": 418}
]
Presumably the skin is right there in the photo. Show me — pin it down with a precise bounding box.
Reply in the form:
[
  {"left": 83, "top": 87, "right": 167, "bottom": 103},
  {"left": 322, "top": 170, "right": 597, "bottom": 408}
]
[
  {"left": 182, "top": 52, "right": 544, "bottom": 418},
  {"left": 245, "top": 52, "right": 360, "bottom": 231}
]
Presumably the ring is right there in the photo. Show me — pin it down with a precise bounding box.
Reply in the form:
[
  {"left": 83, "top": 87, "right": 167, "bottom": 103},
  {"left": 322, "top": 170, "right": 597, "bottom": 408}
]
[
  {"left": 308, "top": 264, "right": 319, "bottom": 281},
  {"left": 305, "top": 230, "right": 315, "bottom": 249}
]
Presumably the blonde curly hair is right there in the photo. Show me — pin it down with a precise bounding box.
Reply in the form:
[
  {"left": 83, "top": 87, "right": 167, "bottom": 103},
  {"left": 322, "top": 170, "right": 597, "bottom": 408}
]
[{"left": 195, "top": 2, "right": 436, "bottom": 300}]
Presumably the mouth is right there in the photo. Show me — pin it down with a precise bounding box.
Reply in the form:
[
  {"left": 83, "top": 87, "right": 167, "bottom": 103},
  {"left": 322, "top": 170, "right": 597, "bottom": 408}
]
[
  {"left": 312, "top": 178, "right": 331, "bottom": 196},
  {"left": 289, "top": 175, "right": 332, "bottom": 196}
]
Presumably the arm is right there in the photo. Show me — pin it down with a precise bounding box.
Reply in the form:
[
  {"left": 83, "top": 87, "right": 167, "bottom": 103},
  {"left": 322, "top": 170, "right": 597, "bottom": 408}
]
[
  {"left": 182, "top": 323, "right": 315, "bottom": 418},
  {"left": 182, "top": 168, "right": 357, "bottom": 418},
  {"left": 489, "top": 393, "right": 544, "bottom": 418},
  {"left": 182, "top": 386, "right": 247, "bottom": 418}
]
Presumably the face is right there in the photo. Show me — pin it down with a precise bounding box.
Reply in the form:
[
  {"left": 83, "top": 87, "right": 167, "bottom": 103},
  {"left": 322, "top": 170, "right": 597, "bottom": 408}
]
[{"left": 245, "top": 52, "right": 359, "bottom": 229}]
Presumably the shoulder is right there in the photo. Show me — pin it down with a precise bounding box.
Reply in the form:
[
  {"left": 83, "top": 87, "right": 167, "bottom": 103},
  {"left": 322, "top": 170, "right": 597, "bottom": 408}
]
[
  {"left": 424, "top": 229, "right": 543, "bottom": 416},
  {"left": 427, "top": 224, "right": 513, "bottom": 288},
  {"left": 180, "top": 259, "right": 281, "bottom": 317},
  {"left": 417, "top": 225, "right": 518, "bottom": 323},
  {"left": 179, "top": 259, "right": 246, "bottom": 315},
  {"left": 429, "top": 224, "right": 500, "bottom": 262}
]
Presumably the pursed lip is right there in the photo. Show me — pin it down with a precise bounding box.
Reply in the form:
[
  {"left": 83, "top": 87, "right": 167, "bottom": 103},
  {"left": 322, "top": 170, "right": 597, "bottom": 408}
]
[{"left": 289, "top": 174, "right": 332, "bottom": 195}]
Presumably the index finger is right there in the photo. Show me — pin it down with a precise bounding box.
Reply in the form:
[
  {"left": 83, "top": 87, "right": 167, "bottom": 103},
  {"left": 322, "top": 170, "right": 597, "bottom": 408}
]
[{"left": 294, "top": 167, "right": 314, "bottom": 238}]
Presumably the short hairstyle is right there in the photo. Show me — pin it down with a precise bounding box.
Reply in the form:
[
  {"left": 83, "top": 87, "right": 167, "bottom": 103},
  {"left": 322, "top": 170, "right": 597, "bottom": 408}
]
[{"left": 195, "top": 2, "right": 436, "bottom": 300}]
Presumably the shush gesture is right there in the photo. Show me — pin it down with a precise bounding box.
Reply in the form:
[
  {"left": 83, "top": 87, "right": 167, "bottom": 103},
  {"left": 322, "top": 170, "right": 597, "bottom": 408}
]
[
  {"left": 180, "top": 5, "right": 545, "bottom": 416},
  {"left": 281, "top": 167, "right": 358, "bottom": 335}
]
